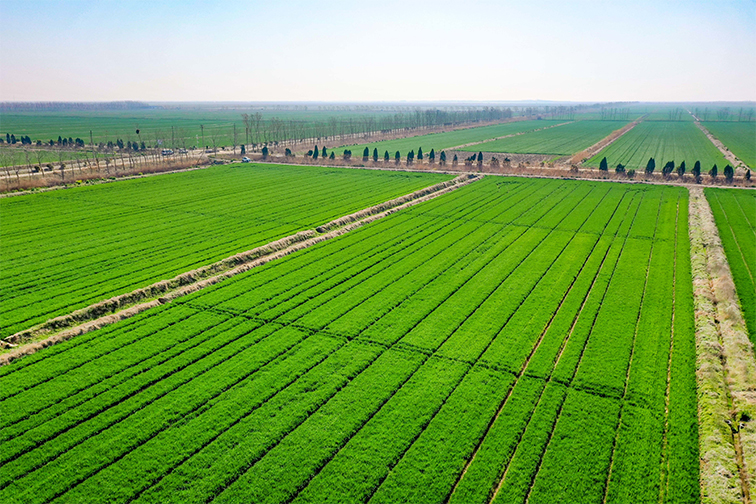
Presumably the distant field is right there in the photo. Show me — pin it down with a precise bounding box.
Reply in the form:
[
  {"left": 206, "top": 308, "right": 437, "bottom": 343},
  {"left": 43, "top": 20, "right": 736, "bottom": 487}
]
[
  {"left": 586, "top": 121, "right": 727, "bottom": 171},
  {"left": 0, "top": 164, "right": 450, "bottom": 337},
  {"left": 705, "top": 188, "right": 756, "bottom": 341},
  {"left": 703, "top": 121, "right": 756, "bottom": 169},
  {"left": 0, "top": 108, "right": 458, "bottom": 150},
  {"left": 331, "top": 120, "right": 563, "bottom": 157},
  {"left": 0, "top": 177, "right": 699, "bottom": 503},
  {"left": 2, "top": 109, "right": 270, "bottom": 148},
  {"left": 642, "top": 110, "right": 695, "bottom": 122},
  {"left": 462, "top": 120, "right": 626, "bottom": 156}
]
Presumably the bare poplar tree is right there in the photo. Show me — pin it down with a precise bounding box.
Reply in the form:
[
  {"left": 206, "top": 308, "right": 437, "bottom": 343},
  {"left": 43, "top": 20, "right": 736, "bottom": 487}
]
[
  {"left": 241, "top": 113, "right": 251, "bottom": 146},
  {"left": 233, "top": 123, "right": 238, "bottom": 155},
  {"left": 35, "top": 150, "right": 45, "bottom": 178}
]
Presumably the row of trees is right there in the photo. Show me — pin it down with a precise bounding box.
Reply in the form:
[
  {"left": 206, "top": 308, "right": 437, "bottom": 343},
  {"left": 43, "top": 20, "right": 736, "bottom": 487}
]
[
  {"left": 300, "top": 145, "right": 455, "bottom": 166},
  {"left": 238, "top": 108, "right": 517, "bottom": 149},
  {"left": 3, "top": 133, "right": 89, "bottom": 148},
  {"left": 1, "top": 107, "right": 518, "bottom": 160},
  {"left": 692, "top": 107, "right": 755, "bottom": 122},
  {"left": 598, "top": 156, "right": 746, "bottom": 182}
]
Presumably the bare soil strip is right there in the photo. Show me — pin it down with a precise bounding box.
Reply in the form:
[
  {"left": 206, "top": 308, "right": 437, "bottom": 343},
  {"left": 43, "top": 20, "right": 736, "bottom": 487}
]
[
  {"left": 691, "top": 117, "right": 749, "bottom": 174},
  {"left": 572, "top": 117, "right": 644, "bottom": 165},
  {"left": 690, "top": 187, "right": 756, "bottom": 504},
  {"left": 0, "top": 174, "right": 479, "bottom": 365}
]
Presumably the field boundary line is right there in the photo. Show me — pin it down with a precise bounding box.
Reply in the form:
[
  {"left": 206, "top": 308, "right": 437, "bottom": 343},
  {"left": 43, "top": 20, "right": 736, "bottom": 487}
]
[
  {"left": 2, "top": 173, "right": 469, "bottom": 336},
  {"left": 0, "top": 322, "right": 310, "bottom": 488},
  {"left": 690, "top": 187, "right": 756, "bottom": 504},
  {"left": 730, "top": 192, "right": 756, "bottom": 232},
  {"left": 361, "top": 184, "right": 604, "bottom": 502},
  {"left": 271, "top": 183, "right": 590, "bottom": 503},
  {"left": 30, "top": 332, "right": 348, "bottom": 503},
  {"left": 0, "top": 318, "right": 279, "bottom": 463},
  {"left": 443, "top": 121, "right": 574, "bottom": 151},
  {"left": 572, "top": 116, "right": 645, "bottom": 165},
  {"left": 518, "top": 188, "right": 647, "bottom": 503},
  {"left": 0, "top": 179, "right": 513, "bottom": 477},
  {"left": 0, "top": 174, "right": 480, "bottom": 365},
  {"left": 132, "top": 183, "right": 551, "bottom": 502},
  {"left": 447, "top": 188, "right": 622, "bottom": 502}
]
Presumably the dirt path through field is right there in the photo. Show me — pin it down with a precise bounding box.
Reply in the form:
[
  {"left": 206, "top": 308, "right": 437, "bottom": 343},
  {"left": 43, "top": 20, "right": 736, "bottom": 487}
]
[
  {"left": 0, "top": 174, "right": 480, "bottom": 364},
  {"left": 689, "top": 187, "right": 756, "bottom": 503}
]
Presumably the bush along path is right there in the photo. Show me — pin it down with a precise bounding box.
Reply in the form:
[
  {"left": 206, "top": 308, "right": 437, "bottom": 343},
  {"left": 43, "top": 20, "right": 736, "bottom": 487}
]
[
  {"left": 689, "top": 187, "right": 756, "bottom": 504},
  {"left": 0, "top": 174, "right": 480, "bottom": 365}
]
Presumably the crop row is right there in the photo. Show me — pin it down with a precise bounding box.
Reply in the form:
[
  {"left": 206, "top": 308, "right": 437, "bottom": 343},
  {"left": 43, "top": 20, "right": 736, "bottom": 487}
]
[
  {"left": 703, "top": 121, "right": 756, "bottom": 169},
  {"left": 0, "top": 178, "right": 521, "bottom": 431},
  {"left": 445, "top": 187, "right": 697, "bottom": 504},
  {"left": 0, "top": 178, "right": 699, "bottom": 503},
  {"left": 0, "top": 177, "right": 582, "bottom": 499},
  {"left": 0, "top": 164, "right": 451, "bottom": 336},
  {"left": 705, "top": 187, "right": 756, "bottom": 341},
  {"left": 464, "top": 120, "right": 626, "bottom": 156},
  {"left": 449, "top": 186, "right": 647, "bottom": 504},
  {"left": 522, "top": 190, "right": 697, "bottom": 504},
  {"left": 0, "top": 176, "right": 556, "bottom": 496},
  {"left": 586, "top": 121, "right": 727, "bottom": 171},
  {"left": 174, "top": 177, "right": 616, "bottom": 504},
  {"left": 331, "top": 120, "right": 563, "bottom": 157}
]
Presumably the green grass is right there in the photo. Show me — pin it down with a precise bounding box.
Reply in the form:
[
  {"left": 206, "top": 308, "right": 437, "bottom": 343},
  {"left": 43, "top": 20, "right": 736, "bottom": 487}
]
[
  {"left": 461, "top": 120, "right": 627, "bottom": 156},
  {"left": 0, "top": 164, "right": 451, "bottom": 337},
  {"left": 0, "top": 177, "right": 699, "bottom": 503},
  {"left": 705, "top": 188, "right": 756, "bottom": 342},
  {"left": 330, "top": 120, "right": 563, "bottom": 158},
  {"left": 703, "top": 121, "right": 756, "bottom": 169},
  {"left": 586, "top": 121, "right": 728, "bottom": 171}
]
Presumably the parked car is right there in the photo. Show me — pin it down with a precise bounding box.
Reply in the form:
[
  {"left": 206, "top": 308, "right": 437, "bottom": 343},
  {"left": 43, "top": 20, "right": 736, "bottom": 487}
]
[{"left": 242, "top": 157, "right": 251, "bottom": 163}]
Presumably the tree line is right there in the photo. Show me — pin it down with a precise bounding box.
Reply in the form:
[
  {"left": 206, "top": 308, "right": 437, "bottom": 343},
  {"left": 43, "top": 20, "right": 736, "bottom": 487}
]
[
  {"left": 598, "top": 156, "right": 747, "bottom": 183},
  {"left": 238, "top": 107, "right": 516, "bottom": 150}
]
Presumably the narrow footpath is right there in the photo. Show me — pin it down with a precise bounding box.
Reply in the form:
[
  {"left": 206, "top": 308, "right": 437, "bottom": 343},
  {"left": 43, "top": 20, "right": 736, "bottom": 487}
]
[{"left": 689, "top": 187, "right": 756, "bottom": 504}]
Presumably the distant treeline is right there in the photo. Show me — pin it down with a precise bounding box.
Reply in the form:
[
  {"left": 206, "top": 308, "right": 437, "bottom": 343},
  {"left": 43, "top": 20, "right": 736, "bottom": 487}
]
[
  {"left": 0, "top": 101, "right": 152, "bottom": 112},
  {"left": 237, "top": 107, "right": 518, "bottom": 147},
  {"left": 693, "top": 107, "right": 755, "bottom": 122},
  {"left": 599, "top": 108, "right": 633, "bottom": 121}
]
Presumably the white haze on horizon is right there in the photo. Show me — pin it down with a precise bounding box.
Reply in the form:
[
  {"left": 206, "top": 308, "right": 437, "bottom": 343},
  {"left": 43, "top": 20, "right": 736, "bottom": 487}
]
[{"left": 0, "top": 0, "right": 754, "bottom": 103}]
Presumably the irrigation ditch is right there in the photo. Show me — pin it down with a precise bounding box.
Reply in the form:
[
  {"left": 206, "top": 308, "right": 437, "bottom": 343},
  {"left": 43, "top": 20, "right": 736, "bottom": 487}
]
[{"left": 0, "top": 174, "right": 480, "bottom": 364}]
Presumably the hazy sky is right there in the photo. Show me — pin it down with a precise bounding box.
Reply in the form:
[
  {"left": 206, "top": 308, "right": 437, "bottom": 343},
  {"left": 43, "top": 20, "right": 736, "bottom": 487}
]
[{"left": 1, "top": 0, "right": 754, "bottom": 102}]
